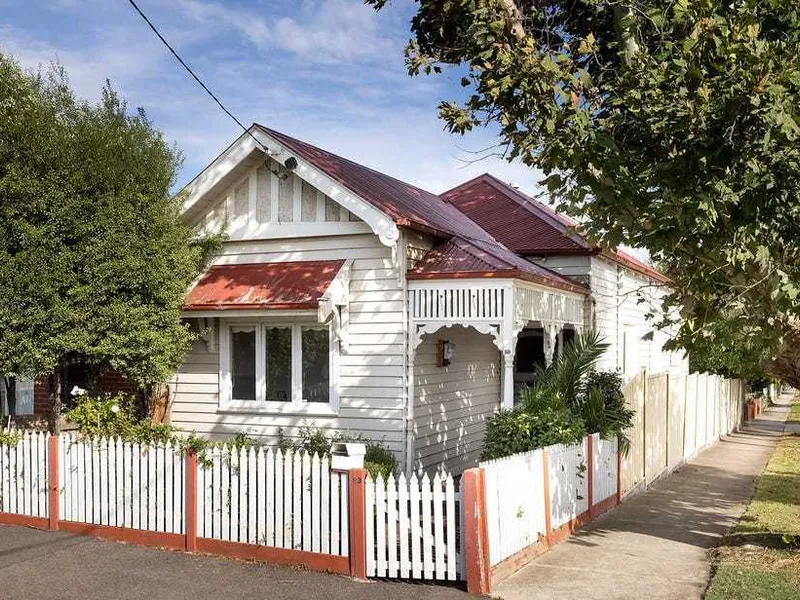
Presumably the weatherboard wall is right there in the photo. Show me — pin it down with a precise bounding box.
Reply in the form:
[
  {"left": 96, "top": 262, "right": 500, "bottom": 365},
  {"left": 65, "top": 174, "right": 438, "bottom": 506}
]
[
  {"left": 170, "top": 164, "right": 408, "bottom": 456},
  {"left": 413, "top": 326, "right": 501, "bottom": 474}
]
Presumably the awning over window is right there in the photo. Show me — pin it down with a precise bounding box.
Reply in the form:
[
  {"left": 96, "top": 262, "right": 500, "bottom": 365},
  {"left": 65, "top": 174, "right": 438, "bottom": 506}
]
[{"left": 183, "top": 260, "right": 347, "bottom": 311}]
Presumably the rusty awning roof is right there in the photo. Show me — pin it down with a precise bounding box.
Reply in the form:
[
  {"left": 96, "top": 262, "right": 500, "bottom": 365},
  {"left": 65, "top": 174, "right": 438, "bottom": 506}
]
[{"left": 183, "top": 260, "right": 346, "bottom": 311}]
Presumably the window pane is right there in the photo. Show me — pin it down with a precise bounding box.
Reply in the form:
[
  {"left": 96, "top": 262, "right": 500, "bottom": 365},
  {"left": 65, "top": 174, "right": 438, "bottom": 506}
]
[
  {"left": 231, "top": 329, "right": 256, "bottom": 401},
  {"left": 265, "top": 327, "right": 292, "bottom": 402},
  {"left": 302, "top": 328, "right": 329, "bottom": 403}
]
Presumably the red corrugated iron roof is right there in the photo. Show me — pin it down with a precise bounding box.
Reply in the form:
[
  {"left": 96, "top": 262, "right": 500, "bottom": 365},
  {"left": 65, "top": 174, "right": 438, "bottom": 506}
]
[
  {"left": 183, "top": 260, "right": 345, "bottom": 311},
  {"left": 409, "top": 237, "right": 588, "bottom": 294},
  {"left": 257, "top": 125, "right": 499, "bottom": 244},
  {"left": 442, "top": 175, "right": 589, "bottom": 254},
  {"left": 443, "top": 174, "right": 669, "bottom": 283},
  {"left": 257, "top": 126, "right": 585, "bottom": 292}
]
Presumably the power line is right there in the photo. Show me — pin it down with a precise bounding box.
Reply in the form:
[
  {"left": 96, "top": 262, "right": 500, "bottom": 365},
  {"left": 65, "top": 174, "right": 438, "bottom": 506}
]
[{"left": 126, "top": 0, "right": 268, "bottom": 153}]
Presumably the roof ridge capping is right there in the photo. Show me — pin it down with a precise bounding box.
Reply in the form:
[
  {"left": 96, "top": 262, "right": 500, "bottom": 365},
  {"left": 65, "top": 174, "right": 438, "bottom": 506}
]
[{"left": 442, "top": 173, "right": 668, "bottom": 283}]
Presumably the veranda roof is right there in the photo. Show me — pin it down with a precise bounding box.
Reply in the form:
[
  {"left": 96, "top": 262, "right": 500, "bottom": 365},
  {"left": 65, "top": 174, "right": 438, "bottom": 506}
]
[{"left": 408, "top": 236, "right": 588, "bottom": 295}]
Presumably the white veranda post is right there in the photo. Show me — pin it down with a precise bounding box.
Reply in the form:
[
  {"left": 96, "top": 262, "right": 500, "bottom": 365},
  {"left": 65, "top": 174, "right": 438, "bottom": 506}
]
[{"left": 543, "top": 324, "right": 558, "bottom": 366}]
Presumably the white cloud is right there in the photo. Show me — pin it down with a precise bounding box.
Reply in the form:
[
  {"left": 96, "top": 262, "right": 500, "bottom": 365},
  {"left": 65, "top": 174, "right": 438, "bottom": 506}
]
[{"left": 175, "top": 0, "right": 396, "bottom": 64}]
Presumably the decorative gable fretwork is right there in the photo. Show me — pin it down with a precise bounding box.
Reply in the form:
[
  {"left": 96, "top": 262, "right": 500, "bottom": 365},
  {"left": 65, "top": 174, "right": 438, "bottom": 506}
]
[{"left": 203, "top": 160, "right": 368, "bottom": 240}]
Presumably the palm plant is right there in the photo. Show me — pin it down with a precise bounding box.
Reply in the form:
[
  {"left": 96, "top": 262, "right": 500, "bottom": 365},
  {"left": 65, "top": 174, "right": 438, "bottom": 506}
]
[
  {"left": 519, "top": 330, "right": 634, "bottom": 454},
  {"left": 520, "top": 330, "right": 608, "bottom": 413}
]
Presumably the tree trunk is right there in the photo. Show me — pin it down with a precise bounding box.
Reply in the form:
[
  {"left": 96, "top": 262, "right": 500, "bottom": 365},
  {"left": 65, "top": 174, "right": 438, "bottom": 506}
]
[
  {"left": 3, "top": 376, "right": 16, "bottom": 416},
  {"left": 48, "top": 370, "right": 63, "bottom": 434},
  {"left": 765, "top": 322, "right": 800, "bottom": 388},
  {"left": 140, "top": 382, "right": 171, "bottom": 424}
]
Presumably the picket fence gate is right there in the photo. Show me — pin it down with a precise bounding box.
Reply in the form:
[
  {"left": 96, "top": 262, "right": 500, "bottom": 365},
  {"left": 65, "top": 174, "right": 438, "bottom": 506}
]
[{"left": 365, "top": 471, "right": 462, "bottom": 581}]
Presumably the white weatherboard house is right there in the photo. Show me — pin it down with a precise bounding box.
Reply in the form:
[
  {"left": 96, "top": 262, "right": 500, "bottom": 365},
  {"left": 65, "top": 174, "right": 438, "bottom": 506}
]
[{"left": 172, "top": 125, "right": 686, "bottom": 475}]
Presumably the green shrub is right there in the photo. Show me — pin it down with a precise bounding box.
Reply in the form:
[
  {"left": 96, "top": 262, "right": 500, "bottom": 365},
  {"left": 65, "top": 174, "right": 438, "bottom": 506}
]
[
  {"left": 277, "top": 423, "right": 333, "bottom": 456},
  {"left": 277, "top": 424, "right": 397, "bottom": 478},
  {"left": 481, "top": 406, "right": 587, "bottom": 461},
  {"left": 0, "top": 430, "right": 21, "bottom": 446},
  {"left": 579, "top": 369, "right": 635, "bottom": 453},
  {"left": 65, "top": 393, "right": 140, "bottom": 438},
  {"left": 364, "top": 442, "right": 398, "bottom": 480},
  {"left": 483, "top": 331, "right": 636, "bottom": 461}
]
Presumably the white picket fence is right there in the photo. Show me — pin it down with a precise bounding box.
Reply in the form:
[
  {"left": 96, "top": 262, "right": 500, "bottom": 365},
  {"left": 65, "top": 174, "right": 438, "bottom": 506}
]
[
  {"left": 0, "top": 431, "right": 49, "bottom": 518},
  {"left": 196, "top": 447, "right": 349, "bottom": 556},
  {"left": 481, "top": 448, "right": 547, "bottom": 566},
  {"left": 59, "top": 434, "right": 185, "bottom": 533},
  {"left": 365, "top": 471, "right": 462, "bottom": 581},
  {"left": 480, "top": 434, "right": 620, "bottom": 567},
  {"left": 548, "top": 439, "right": 589, "bottom": 529},
  {"left": 593, "top": 434, "right": 618, "bottom": 504}
]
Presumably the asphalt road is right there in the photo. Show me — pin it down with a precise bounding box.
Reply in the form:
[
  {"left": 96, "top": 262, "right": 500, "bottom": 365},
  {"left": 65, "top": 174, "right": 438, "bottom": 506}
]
[{"left": 0, "top": 525, "right": 470, "bottom": 600}]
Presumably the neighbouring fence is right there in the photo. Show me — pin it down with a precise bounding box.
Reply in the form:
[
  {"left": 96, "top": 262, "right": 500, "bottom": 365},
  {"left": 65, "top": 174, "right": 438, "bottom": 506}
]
[
  {"left": 0, "top": 432, "right": 49, "bottom": 519},
  {"left": 365, "top": 472, "right": 462, "bottom": 581},
  {"left": 621, "top": 371, "right": 744, "bottom": 496}
]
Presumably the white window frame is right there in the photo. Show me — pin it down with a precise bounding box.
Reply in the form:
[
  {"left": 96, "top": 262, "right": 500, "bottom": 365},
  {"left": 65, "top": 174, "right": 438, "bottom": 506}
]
[{"left": 219, "top": 319, "right": 339, "bottom": 415}]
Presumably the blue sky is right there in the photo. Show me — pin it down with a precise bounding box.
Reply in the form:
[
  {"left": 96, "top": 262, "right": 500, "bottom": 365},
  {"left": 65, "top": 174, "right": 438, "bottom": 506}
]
[{"left": 1, "top": 0, "right": 546, "bottom": 194}]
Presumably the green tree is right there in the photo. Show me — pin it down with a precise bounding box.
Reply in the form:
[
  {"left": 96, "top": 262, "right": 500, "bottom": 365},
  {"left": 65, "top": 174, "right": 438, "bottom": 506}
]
[
  {"left": 368, "top": 0, "right": 800, "bottom": 384},
  {"left": 0, "top": 55, "right": 218, "bottom": 422}
]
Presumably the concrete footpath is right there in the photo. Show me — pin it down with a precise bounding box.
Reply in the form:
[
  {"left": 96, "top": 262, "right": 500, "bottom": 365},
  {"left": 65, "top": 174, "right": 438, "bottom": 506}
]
[{"left": 495, "top": 394, "right": 791, "bottom": 600}]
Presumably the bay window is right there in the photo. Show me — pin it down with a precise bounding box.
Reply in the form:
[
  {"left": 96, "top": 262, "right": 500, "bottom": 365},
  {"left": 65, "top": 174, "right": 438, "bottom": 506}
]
[{"left": 220, "top": 321, "right": 336, "bottom": 413}]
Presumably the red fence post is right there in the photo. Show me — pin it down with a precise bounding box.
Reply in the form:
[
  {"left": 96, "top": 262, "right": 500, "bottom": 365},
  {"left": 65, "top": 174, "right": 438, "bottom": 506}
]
[
  {"left": 48, "top": 435, "right": 59, "bottom": 531},
  {"left": 587, "top": 435, "right": 595, "bottom": 518},
  {"left": 347, "top": 467, "right": 367, "bottom": 580},
  {"left": 542, "top": 450, "right": 553, "bottom": 547},
  {"left": 463, "top": 467, "right": 491, "bottom": 595},
  {"left": 185, "top": 450, "right": 198, "bottom": 552}
]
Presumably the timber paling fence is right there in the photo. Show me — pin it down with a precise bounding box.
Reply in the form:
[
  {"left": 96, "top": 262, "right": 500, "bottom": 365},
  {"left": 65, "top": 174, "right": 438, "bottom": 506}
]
[{"left": 0, "top": 371, "right": 747, "bottom": 595}]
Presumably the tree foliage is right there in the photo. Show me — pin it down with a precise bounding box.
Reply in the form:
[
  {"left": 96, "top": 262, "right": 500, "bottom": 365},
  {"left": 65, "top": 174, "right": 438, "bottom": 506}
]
[
  {"left": 0, "top": 55, "right": 218, "bottom": 404},
  {"left": 368, "top": 0, "right": 800, "bottom": 384}
]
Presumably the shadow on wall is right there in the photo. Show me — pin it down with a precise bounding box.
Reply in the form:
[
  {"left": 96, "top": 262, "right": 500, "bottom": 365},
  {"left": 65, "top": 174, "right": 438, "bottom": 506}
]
[{"left": 413, "top": 326, "right": 501, "bottom": 474}]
